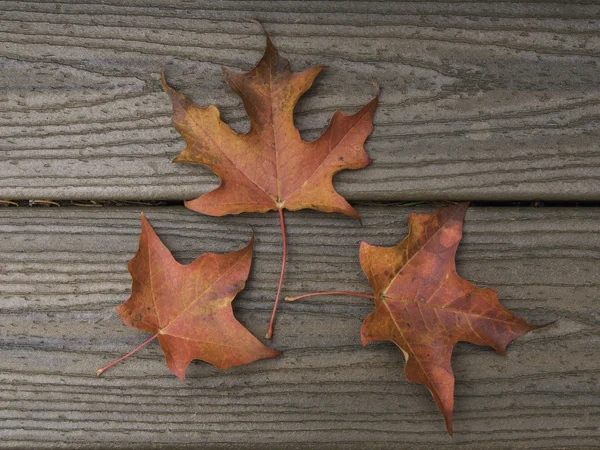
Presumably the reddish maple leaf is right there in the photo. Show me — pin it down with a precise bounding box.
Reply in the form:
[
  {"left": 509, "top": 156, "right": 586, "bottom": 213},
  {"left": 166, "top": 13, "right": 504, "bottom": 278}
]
[
  {"left": 97, "top": 214, "right": 279, "bottom": 379},
  {"left": 161, "top": 32, "right": 378, "bottom": 338},
  {"left": 287, "top": 203, "right": 546, "bottom": 434},
  {"left": 359, "top": 203, "right": 544, "bottom": 434}
]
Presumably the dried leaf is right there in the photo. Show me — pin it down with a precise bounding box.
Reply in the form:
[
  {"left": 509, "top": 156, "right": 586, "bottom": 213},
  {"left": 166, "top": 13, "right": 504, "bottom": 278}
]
[
  {"left": 360, "top": 203, "right": 544, "bottom": 434},
  {"left": 162, "top": 34, "right": 378, "bottom": 219},
  {"left": 98, "top": 215, "right": 279, "bottom": 379}
]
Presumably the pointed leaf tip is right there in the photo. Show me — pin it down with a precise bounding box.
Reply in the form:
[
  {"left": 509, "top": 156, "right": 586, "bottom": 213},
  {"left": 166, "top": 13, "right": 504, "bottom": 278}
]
[
  {"left": 139, "top": 212, "right": 150, "bottom": 228},
  {"left": 369, "top": 80, "right": 381, "bottom": 97},
  {"left": 159, "top": 68, "right": 169, "bottom": 92},
  {"left": 443, "top": 411, "right": 453, "bottom": 436}
]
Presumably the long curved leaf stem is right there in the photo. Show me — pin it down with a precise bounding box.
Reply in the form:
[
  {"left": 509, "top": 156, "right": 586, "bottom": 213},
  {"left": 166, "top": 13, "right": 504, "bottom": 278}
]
[
  {"left": 265, "top": 208, "right": 287, "bottom": 339},
  {"left": 286, "top": 291, "right": 375, "bottom": 302},
  {"left": 96, "top": 333, "right": 159, "bottom": 376}
]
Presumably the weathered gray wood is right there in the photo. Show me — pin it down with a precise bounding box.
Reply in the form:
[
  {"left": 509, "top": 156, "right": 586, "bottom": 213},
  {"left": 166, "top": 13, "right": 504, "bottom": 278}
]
[
  {"left": 2, "top": 1, "right": 600, "bottom": 201},
  {"left": 0, "top": 205, "right": 597, "bottom": 448}
]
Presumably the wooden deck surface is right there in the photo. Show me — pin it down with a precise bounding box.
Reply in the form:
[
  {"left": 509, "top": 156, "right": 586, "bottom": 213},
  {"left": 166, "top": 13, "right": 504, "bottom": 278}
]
[
  {"left": 2, "top": 1, "right": 600, "bottom": 200},
  {"left": 1, "top": 1, "right": 599, "bottom": 448},
  {"left": 0, "top": 206, "right": 598, "bottom": 448}
]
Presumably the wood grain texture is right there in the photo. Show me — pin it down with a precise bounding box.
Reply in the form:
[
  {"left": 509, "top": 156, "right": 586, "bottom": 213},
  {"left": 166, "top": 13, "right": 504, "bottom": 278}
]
[
  {"left": 0, "top": 204, "right": 597, "bottom": 448},
  {"left": 2, "top": 1, "right": 600, "bottom": 201}
]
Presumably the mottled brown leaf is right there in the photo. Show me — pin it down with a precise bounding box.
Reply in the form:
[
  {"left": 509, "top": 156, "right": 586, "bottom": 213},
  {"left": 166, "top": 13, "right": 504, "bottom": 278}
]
[{"left": 360, "top": 203, "right": 544, "bottom": 434}]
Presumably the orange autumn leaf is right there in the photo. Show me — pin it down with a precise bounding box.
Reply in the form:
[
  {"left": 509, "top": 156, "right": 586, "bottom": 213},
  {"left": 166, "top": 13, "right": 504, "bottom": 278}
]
[
  {"left": 161, "top": 30, "right": 378, "bottom": 338},
  {"left": 97, "top": 215, "right": 279, "bottom": 379},
  {"left": 359, "top": 203, "right": 544, "bottom": 434},
  {"left": 161, "top": 34, "right": 377, "bottom": 219}
]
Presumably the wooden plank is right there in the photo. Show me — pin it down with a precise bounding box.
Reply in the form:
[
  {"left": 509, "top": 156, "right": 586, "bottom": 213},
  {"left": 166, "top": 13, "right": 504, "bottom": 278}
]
[
  {"left": 2, "top": 1, "right": 600, "bottom": 201},
  {"left": 0, "top": 204, "right": 597, "bottom": 448}
]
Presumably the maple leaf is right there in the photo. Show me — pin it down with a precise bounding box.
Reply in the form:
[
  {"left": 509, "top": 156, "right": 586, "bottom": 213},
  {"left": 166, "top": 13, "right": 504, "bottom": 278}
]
[
  {"left": 287, "top": 203, "right": 546, "bottom": 434},
  {"left": 161, "top": 31, "right": 378, "bottom": 338},
  {"left": 360, "top": 203, "right": 545, "bottom": 434},
  {"left": 97, "top": 214, "right": 280, "bottom": 379}
]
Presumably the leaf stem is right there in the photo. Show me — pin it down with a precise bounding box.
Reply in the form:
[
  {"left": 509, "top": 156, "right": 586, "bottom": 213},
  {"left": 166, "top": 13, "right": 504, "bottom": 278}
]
[
  {"left": 265, "top": 208, "right": 287, "bottom": 339},
  {"left": 286, "top": 291, "right": 375, "bottom": 302},
  {"left": 96, "top": 333, "right": 159, "bottom": 376}
]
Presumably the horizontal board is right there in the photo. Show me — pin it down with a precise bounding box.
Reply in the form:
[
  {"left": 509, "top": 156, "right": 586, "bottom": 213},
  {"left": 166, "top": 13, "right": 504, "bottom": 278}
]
[
  {"left": 0, "top": 204, "right": 598, "bottom": 448},
  {"left": 1, "top": 1, "right": 600, "bottom": 201}
]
